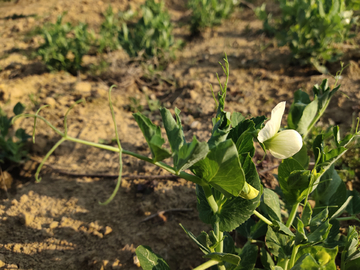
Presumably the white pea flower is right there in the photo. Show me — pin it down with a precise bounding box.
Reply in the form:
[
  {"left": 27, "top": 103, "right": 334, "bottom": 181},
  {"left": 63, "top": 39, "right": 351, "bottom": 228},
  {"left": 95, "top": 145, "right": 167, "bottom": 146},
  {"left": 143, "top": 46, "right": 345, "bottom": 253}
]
[{"left": 257, "top": 101, "right": 303, "bottom": 159}]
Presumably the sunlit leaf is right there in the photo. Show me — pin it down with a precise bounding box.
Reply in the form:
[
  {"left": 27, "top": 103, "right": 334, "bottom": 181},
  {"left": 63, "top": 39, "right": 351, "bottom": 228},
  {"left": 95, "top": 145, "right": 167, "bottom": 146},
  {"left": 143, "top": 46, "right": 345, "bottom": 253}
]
[
  {"left": 133, "top": 112, "right": 171, "bottom": 162},
  {"left": 135, "top": 245, "right": 170, "bottom": 270}
]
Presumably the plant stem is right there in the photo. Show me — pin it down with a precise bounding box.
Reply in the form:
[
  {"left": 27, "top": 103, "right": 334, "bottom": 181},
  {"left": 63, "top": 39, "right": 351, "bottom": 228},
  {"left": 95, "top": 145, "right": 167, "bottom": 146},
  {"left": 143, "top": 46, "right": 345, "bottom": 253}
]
[
  {"left": 64, "top": 136, "right": 206, "bottom": 185},
  {"left": 288, "top": 245, "right": 299, "bottom": 269},
  {"left": 214, "top": 220, "right": 224, "bottom": 253},
  {"left": 203, "top": 187, "right": 224, "bottom": 270},
  {"left": 286, "top": 203, "right": 299, "bottom": 228},
  {"left": 202, "top": 184, "right": 218, "bottom": 213},
  {"left": 253, "top": 210, "right": 274, "bottom": 226},
  {"left": 192, "top": 259, "right": 219, "bottom": 270},
  {"left": 239, "top": 182, "right": 259, "bottom": 200},
  {"left": 35, "top": 138, "right": 66, "bottom": 182},
  {"left": 216, "top": 229, "right": 225, "bottom": 270}
]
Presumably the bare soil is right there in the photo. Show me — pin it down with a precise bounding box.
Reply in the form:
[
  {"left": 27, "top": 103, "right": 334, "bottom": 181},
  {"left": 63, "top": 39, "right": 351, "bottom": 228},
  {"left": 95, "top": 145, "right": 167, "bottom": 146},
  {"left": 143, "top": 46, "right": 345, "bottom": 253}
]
[{"left": 0, "top": 0, "right": 359, "bottom": 269}]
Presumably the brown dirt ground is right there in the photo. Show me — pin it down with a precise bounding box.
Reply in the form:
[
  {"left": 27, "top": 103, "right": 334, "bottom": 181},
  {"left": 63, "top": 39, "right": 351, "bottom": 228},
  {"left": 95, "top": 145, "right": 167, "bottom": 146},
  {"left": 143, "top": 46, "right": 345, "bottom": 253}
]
[{"left": 0, "top": 0, "right": 359, "bottom": 269}]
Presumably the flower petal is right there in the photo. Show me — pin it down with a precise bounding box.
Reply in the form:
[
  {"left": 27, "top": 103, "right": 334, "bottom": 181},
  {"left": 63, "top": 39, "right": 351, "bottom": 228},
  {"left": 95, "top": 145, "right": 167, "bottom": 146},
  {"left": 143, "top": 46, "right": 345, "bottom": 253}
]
[
  {"left": 257, "top": 101, "right": 286, "bottom": 143},
  {"left": 267, "top": 129, "right": 303, "bottom": 159}
]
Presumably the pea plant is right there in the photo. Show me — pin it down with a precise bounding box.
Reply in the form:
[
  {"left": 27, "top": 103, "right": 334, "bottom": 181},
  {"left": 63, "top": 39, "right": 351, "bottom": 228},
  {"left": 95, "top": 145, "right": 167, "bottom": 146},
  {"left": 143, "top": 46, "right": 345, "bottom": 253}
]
[
  {"left": 37, "top": 15, "right": 93, "bottom": 74},
  {"left": 188, "top": 0, "right": 234, "bottom": 35},
  {"left": 256, "top": 0, "right": 357, "bottom": 73},
  {"left": 118, "top": 0, "right": 178, "bottom": 62},
  {"left": 12, "top": 56, "right": 360, "bottom": 269},
  {"left": 0, "top": 102, "right": 31, "bottom": 165}
]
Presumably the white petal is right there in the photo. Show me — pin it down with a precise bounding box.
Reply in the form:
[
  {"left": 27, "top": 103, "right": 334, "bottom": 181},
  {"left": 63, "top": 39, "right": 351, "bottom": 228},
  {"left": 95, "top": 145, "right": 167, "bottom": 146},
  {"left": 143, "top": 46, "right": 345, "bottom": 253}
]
[
  {"left": 257, "top": 101, "right": 286, "bottom": 143},
  {"left": 267, "top": 129, "right": 303, "bottom": 159}
]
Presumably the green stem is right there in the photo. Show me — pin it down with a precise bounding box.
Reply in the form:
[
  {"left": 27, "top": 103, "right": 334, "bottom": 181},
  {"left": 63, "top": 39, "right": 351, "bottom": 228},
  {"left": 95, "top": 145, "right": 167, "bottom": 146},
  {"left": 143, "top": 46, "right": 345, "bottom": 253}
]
[
  {"left": 99, "top": 86, "right": 122, "bottom": 205},
  {"left": 216, "top": 229, "right": 225, "bottom": 270},
  {"left": 65, "top": 136, "right": 206, "bottom": 185},
  {"left": 286, "top": 203, "right": 299, "bottom": 228},
  {"left": 202, "top": 187, "right": 224, "bottom": 270},
  {"left": 214, "top": 220, "right": 224, "bottom": 253},
  {"left": 33, "top": 105, "right": 50, "bottom": 143},
  {"left": 192, "top": 259, "right": 219, "bottom": 270},
  {"left": 202, "top": 184, "right": 218, "bottom": 213},
  {"left": 12, "top": 114, "right": 65, "bottom": 137},
  {"left": 288, "top": 245, "right": 300, "bottom": 269},
  {"left": 253, "top": 210, "right": 274, "bottom": 226},
  {"left": 239, "top": 182, "right": 259, "bottom": 200},
  {"left": 282, "top": 258, "right": 289, "bottom": 270},
  {"left": 35, "top": 138, "right": 66, "bottom": 182}
]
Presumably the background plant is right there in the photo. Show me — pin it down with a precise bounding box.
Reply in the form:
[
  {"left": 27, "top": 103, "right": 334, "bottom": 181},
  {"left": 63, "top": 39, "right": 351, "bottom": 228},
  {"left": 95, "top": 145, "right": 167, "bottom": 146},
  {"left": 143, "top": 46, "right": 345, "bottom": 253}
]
[
  {"left": 188, "top": 0, "right": 234, "bottom": 35},
  {"left": 256, "top": 0, "right": 357, "bottom": 73},
  {"left": 0, "top": 103, "right": 30, "bottom": 164},
  {"left": 346, "top": 0, "right": 360, "bottom": 10},
  {"left": 97, "top": 6, "right": 135, "bottom": 53},
  {"left": 37, "top": 15, "right": 93, "bottom": 74},
  {"left": 12, "top": 56, "right": 360, "bottom": 270},
  {"left": 118, "top": 0, "right": 178, "bottom": 63}
]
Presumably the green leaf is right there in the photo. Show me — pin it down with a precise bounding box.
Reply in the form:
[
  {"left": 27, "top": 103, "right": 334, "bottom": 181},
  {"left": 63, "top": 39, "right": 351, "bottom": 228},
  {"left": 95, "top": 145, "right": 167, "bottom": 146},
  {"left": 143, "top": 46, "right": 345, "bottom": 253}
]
[
  {"left": 295, "top": 246, "right": 338, "bottom": 269},
  {"left": 310, "top": 208, "right": 329, "bottom": 232},
  {"left": 295, "top": 218, "right": 307, "bottom": 245},
  {"left": 133, "top": 112, "right": 171, "bottom": 162},
  {"left": 346, "top": 190, "right": 360, "bottom": 215},
  {"left": 135, "top": 245, "right": 170, "bottom": 270},
  {"left": 203, "top": 252, "right": 241, "bottom": 266},
  {"left": 260, "top": 188, "right": 281, "bottom": 222},
  {"left": 288, "top": 90, "right": 311, "bottom": 130},
  {"left": 330, "top": 196, "right": 353, "bottom": 220},
  {"left": 196, "top": 185, "right": 215, "bottom": 225},
  {"left": 196, "top": 154, "right": 261, "bottom": 231},
  {"left": 266, "top": 226, "right": 293, "bottom": 259},
  {"left": 174, "top": 136, "right": 209, "bottom": 172},
  {"left": 301, "top": 202, "right": 312, "bottom": 226},
  {"left": 236, "top": 218, "right": 267, "bottom": 240},
  {"left": 290, "top": 253, "right": 322, "bottom": 270},
  {"left": 278, "top": 158, "right": 311, "bottom": 204},
  {"left": 191, "top": 140, "right": 245, "bottom": 197},
  {"left": 307, "top": 219, "right": 332, "bottom": 243},
  {"left": 15, "top": 128, "right": 31, "bottom": 142},
  {"left": 180, "top": 224, "right": 211, "bottom": 254},
  {"left": 325, "top": 219, "right": 346, "bottom": 248},
  {"left": 195, "top": 231, "right": 214, "bottom": 254},
  {"left": 230, "top": 112, "right": 245, "bottom": 128},
  {"left": 345, "top": 255, "right": 360, "bottom": 270},
  {"left": 234, "top": 242, "right": 257, "bottom": 270},
  {"left": 273, "top": 220, "right": 295, "bottom": 237},
  {"left": 312, "top": 165, "right": 347, "bottom": 217},
  {"left": 260, "top": 247, "right": 275, "bottom": 270},
  {"left": 208, "top": 111, "right": 232, "bottom": 148},
  {"left": 0, "top": 115, "right": 11, "bottom": 137},
  {"left": 227, "top": 119, "right": 256, "bottom": 156},
  {"left": 296, "top": 97, "right": 318, "bottom": 136},
  {"left": 250, "top": 115, "right": 266, "bottom": 129},
  {"left": 159, "top": 107, "right": 185, "bottom": 153},
  {"left": 13, "top": 102, "right": 25, "bottom": 115},
  {"left": 292, "top": 145, "right": 309, "bottom": 169},
  {"left": 342, "top": 226, "right": 360, "bottom": 270},
  {"left": 223, "top": 232, "right": 235, "bottom": 254}
]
